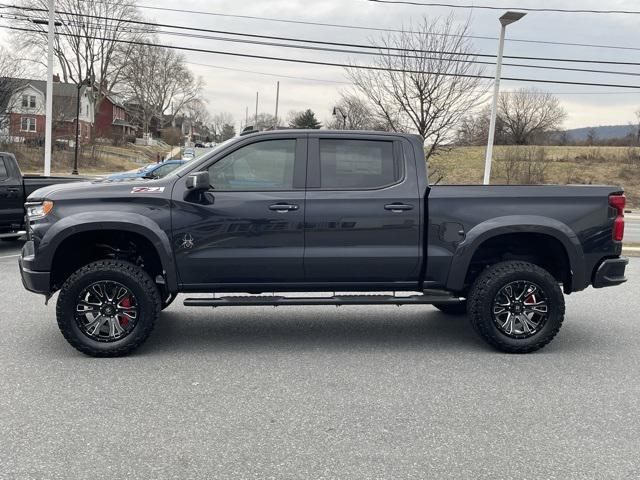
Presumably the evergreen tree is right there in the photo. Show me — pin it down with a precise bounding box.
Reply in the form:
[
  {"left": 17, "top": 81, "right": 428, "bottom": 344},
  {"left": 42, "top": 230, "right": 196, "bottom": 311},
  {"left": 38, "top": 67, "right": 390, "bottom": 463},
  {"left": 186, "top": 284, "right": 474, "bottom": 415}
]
[
  {"left": 220, "top": 123, "right": 236, "bottom": 141},
  {"left": 289, "top": 109, "right": 322, "bottom": 129}
]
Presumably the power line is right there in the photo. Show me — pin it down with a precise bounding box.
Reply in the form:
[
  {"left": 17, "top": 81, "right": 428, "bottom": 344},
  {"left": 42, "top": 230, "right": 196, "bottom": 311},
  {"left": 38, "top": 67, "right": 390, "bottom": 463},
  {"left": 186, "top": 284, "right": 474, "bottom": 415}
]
[
  {"left": 5, "top": 24, "right": 640, "bottom": 91},
  {"left": 61, "top": 1, "right": 640, "bottom": 53},
  {"left": 186, "top": 62, "right": 349, "bottom": 85},
  {"left": 188, "top": 61, "right": 640, "bottom": 94},
  {"left": 13, "top": 10, "right": 640, "bottom": 79},
  {"left": 7, "top": 4, "right": 640, "bottom": 69},
  {"left": 366, "top": 0, "right": 640, "bottom": 15},
  {"left": 4, "top": 16, "right": 639, "bottom": 94}
]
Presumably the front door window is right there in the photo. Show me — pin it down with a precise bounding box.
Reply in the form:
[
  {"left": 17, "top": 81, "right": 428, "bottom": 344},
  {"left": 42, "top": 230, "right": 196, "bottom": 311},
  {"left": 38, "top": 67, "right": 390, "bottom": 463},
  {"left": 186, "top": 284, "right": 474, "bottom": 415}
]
[{"left": 208, "top": 140, "right": 296, "bottom": 191}]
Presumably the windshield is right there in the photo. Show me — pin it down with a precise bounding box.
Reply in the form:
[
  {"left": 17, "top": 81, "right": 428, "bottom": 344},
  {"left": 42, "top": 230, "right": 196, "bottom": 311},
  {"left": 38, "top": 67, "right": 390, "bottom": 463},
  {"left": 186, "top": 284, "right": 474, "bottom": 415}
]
[
  {"left": 148, "top": 162, "right": 183, "bottom": 178},
  {"left": 169, "top": 137, "right": 239, "bottom": 177},
  {"left": 135, "top": 164, "right": 156, "bottom": 173}
]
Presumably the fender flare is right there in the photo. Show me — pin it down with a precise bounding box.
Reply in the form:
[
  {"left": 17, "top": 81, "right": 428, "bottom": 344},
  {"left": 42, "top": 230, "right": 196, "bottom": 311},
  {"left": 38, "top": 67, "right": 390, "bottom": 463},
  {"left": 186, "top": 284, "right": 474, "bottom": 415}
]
[
  {"left": 37, "top": 211, "right": 178, "bottom": 292},
  {"left": 445, "top": 215, "right": 585, "bottom": 292}
]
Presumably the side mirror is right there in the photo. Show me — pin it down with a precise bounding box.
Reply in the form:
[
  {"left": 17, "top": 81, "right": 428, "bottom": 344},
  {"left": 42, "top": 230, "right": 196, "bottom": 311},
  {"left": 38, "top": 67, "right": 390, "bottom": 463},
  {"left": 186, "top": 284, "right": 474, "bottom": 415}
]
[{"left": 185, "top": 171, "right": 210, "bottom": 191}]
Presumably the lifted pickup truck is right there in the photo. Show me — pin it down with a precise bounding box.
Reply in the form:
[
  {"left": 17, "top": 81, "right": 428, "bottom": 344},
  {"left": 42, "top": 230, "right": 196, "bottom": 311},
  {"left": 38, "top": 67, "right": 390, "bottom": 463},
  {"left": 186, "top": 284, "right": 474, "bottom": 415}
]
[
  {"left": 19, "top": 131, "right": 629, "bottom": 356},
  {"left": 0, "top": 152, "right": 86, "bottom": 241}
]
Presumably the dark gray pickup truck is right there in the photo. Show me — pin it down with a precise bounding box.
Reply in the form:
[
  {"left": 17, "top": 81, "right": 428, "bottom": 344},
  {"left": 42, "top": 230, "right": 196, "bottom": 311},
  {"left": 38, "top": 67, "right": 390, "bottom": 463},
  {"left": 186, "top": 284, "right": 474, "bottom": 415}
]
[
  {"left": 0, "top": 152, "right": 85, "bottom": 241},
  {"left": 18, "top": 130, "right": 629, "bottom": 356}
]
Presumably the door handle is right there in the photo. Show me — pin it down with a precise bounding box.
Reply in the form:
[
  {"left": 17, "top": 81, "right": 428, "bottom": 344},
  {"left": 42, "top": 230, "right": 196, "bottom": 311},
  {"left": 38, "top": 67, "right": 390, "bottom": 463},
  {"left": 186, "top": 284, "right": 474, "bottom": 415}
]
[
  {"left": 269, "top": 203, "right": 299, "bottom": 212},
  {"left": 384, "top": 203, "right": 413, "bottom": 212}
]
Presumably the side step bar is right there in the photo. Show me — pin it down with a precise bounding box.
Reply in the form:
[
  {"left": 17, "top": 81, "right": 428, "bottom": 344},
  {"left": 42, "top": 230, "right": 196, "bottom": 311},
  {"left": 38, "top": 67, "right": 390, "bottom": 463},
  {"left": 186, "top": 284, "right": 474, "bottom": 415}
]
[
  {"left": 0, "top": 231, "right": 26, "bottom": 240},
  {"left": 183, "top": 294, "right": 462, "bottom": 308}
]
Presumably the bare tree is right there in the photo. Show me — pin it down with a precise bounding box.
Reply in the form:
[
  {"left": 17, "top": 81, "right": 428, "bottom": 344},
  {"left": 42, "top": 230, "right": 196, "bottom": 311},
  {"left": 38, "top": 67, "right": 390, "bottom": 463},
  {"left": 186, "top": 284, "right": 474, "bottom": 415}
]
[
  {"left": 498, "top": 89, "right": 567, "bottom": 145},
  {"left": 455, "top": 104, "right": 507, "bottom": 146},
  {"left": 14, "top": 0, "right": 144, "bottom": 109},
  {"left": 120, "top": 42, "right": 204, "bottom": 134},
  {"left": 347, "top": 15, "right": 488, "bottom": 158},
  {"left": 210, "top": 112, "right": 234, "bottom": 141},
  {"left": 0, "top": 48, "right": 27, "bottom": 134},
  {"left": 326, "top": 93, "right": 388, "bottom": 130},
  {"left": 184, "top": 99, "right": 211, "bottom": 126},
  {"left": 253, "top": 112, "right": 278, "bottom": 131}
]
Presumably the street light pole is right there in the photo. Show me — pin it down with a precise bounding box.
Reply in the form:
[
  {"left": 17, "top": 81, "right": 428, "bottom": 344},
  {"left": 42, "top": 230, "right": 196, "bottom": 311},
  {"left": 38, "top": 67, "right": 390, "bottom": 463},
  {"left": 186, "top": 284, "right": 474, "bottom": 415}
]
[
  {"left": 274, "top": 81, "right": 280, "bottom": 128},
  {"left": 72, "top": 80, "right": 83, "bottom": 175},
  {"left": 483, "top": 11, "right": 527, "bottom": 185},
  {"left": 332, "top": 107, "right": 347, "bottom": 129},
  {"left": 44, "top": 0, "right": 55, "bottom": 177}
]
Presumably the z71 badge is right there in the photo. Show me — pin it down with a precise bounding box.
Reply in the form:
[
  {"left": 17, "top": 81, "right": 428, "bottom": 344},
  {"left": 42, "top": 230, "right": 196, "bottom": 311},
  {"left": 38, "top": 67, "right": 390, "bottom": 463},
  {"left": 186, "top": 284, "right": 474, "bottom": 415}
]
[{"left": 131, "top": 187, "right": 165, "bottom": 193}]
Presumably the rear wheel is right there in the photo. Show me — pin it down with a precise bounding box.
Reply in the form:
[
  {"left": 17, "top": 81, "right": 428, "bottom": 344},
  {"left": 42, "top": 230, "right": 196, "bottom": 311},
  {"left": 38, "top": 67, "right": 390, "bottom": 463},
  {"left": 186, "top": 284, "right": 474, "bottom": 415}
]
[
  {"left": 468, "top": 261, "right": 565, "bottom": 353},
  {"left": 432, "top": 301, "right": 467, "bottom": 315},
  {"left": 56, "top": 260, "right": 160, "bottom": 357}
]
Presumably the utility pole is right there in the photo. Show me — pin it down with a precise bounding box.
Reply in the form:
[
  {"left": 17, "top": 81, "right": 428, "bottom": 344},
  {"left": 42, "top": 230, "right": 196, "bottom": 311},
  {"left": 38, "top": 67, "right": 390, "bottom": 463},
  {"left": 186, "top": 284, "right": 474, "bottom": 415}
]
[
  {"left": 245, "top": 106, "right": 248, "bottom": 129},
  {"left": 274, "top": 81, "right": 280, "bottom": 128},
  {"left": 254, "top": 91, "right": 259, "bottom": 128},
  {"left": 44, "top": 0, "right": 55, "bottom": 176}
]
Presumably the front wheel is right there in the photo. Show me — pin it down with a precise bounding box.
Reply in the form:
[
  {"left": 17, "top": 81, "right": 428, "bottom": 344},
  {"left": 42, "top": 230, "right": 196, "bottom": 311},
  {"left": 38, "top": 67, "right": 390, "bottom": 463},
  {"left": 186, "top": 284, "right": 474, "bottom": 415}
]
[
  {"left": 468, "top": 261, "right": 565, "bottom": 353},
  {"left": 56, "top": 260, "right": 161, "bottom": 357}
]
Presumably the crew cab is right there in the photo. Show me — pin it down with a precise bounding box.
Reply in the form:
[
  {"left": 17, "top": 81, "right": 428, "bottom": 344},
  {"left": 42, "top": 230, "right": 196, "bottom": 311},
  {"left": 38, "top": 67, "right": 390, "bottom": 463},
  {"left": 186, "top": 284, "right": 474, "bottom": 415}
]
[
  {"left": 18, "top": 131, "right": 629, "bottom": 356},
  {"left": 0, "top": 152, "right": 86, "bottom": 241}
]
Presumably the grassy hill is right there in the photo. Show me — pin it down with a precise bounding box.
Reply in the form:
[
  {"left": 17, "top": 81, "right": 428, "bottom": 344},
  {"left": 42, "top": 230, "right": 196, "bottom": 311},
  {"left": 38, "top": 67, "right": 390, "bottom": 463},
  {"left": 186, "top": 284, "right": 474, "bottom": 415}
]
[
  {"left": 430, "top": 145, "right": 640, "bottom": 207},
  {"left": 3, "top": 143, "right": 172, "bottom": 176}
]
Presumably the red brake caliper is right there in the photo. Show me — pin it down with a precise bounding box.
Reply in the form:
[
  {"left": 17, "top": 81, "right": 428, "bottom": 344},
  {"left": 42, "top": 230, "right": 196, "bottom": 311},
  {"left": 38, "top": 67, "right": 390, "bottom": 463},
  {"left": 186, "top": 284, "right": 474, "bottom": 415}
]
[
  {"left": 524, "top": 294, "right": 536, "bottom": 306},
  {"left": 119, "top": 297, "right": 131, "bottom": 326}
]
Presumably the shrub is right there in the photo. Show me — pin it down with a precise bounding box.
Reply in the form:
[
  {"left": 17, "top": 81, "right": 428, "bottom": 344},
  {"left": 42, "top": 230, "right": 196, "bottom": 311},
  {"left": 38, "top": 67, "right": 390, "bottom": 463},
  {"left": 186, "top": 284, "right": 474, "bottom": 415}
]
[{"left": 495, "top": 146, "right": 551, "bottom": 184}]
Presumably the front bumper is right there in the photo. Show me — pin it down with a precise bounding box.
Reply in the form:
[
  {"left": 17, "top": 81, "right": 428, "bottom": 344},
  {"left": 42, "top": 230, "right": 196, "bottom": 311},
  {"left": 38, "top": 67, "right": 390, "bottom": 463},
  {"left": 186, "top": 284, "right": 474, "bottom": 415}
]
[
  {"left": 18, "top": 241, "right": 51, "bottom": 295},
  {"left": 593, "top": 257, "right": 628, "bottom": 289}
]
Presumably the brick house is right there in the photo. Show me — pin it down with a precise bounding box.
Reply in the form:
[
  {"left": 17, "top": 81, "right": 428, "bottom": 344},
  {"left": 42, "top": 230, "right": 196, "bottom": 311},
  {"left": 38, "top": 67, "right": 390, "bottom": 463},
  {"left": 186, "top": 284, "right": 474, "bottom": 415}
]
[
  {"left": 0, "top": 76, "right": 94, "bottom": 144},
  {"left": 95, "top": 94, "right": 135, "bottom": 141}
]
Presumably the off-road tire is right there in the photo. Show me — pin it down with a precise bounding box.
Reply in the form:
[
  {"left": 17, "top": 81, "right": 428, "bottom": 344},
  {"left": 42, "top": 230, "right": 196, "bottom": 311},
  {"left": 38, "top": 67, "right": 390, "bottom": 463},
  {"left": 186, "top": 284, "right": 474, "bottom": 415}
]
[
  {"left": 432, "top": 301, "right": 467, "bottom": 315},
  {"left": 56, "top": 260, "right": 160, "bottom": 357},
  {"left": 468, "top": 261, "right": 565, "bottom": 353}
]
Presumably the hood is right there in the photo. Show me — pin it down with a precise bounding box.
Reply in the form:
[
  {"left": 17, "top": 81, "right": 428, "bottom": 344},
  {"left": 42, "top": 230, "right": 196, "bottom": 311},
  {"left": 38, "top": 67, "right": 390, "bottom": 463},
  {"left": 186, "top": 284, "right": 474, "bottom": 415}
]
[{"left": 27, "top": 177, "right": 172, "bottom": 202}]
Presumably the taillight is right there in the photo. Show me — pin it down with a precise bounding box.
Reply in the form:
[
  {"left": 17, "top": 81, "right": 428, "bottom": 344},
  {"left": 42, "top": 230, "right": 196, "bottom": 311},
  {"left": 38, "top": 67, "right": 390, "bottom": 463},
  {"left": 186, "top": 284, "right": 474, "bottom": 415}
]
[{"left": 609, "top": 194, "right": 625, "bottom": 241}]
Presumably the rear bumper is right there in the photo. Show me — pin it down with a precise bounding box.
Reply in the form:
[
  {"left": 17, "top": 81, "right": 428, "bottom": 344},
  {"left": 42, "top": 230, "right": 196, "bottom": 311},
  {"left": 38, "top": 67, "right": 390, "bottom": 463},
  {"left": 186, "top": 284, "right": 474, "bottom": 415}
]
[
  {"left": 18, "top": 241, "right": 51, "bottom": 295},
  {"left": 593, "top": 257, "right": 628, "bottom": 289}
]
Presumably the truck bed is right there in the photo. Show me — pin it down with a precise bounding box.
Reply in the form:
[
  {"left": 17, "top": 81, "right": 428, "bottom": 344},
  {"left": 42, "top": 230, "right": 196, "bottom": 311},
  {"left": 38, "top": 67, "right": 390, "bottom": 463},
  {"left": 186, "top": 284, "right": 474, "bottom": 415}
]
[{"left": 426, "top": 184, "right": 623, "bottom": 293}]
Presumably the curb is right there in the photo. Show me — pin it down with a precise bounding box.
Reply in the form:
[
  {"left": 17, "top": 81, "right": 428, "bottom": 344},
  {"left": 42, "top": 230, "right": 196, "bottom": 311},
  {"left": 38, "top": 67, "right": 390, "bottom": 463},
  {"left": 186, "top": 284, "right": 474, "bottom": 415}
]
[{"left": 623, "top": 246, "right": 640, "bottom": 257}]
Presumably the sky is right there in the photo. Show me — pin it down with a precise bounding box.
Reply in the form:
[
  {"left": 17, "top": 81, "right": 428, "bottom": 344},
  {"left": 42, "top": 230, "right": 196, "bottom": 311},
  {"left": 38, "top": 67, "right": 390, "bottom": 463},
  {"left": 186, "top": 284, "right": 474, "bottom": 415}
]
[{"left": 2, "top": 0, "right": 640, "bottom": 131}]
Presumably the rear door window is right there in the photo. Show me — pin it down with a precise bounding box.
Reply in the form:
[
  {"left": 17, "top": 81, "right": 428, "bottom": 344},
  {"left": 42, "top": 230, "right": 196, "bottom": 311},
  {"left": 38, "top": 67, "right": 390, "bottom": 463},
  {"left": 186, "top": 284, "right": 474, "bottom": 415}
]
[{"left": 318, "top": 139, "right": 401, "bottom": 189}]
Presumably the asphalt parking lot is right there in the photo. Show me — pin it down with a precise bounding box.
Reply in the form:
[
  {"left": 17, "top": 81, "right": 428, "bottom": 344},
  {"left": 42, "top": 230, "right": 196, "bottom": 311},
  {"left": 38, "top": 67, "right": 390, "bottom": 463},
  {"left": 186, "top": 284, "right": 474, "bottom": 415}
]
[{"left": 1, "top": 240, "right": 639, "bottom": 479}]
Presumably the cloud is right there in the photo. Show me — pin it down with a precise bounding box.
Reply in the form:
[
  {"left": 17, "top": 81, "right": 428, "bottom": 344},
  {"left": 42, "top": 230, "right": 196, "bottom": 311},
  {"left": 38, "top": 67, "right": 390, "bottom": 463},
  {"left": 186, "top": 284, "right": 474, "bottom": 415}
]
[{"left": 2, "top": 0, "right": 639, "bottom": 130}]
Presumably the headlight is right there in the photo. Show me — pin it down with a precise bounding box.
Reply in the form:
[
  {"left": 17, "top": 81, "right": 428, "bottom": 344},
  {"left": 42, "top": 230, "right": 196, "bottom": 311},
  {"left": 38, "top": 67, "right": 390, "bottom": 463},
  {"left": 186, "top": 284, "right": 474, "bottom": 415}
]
[{"left": 26, "top": 200, "right": 54, "bottom": 220}]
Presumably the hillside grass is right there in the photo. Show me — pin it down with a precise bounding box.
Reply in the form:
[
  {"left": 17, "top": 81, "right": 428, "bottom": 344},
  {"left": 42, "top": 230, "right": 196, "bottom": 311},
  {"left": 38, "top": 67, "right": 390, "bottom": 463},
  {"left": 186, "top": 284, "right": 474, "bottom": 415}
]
[
  {"left": 430, "top": 145, "right": 640, "bottom": 207},
  {"left": 2, "top": 143, "right": 171, "bottom": 176}
]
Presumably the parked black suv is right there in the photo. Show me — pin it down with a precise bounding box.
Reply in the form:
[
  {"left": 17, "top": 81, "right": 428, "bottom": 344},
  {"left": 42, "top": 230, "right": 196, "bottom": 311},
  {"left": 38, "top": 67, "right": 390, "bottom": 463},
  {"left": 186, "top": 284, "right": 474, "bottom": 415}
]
[{"left": 19, "top": 131, "right": 628, "bottom": 356}]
